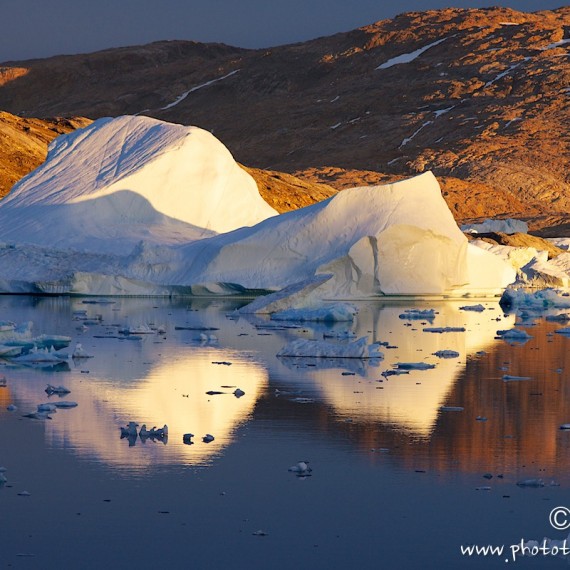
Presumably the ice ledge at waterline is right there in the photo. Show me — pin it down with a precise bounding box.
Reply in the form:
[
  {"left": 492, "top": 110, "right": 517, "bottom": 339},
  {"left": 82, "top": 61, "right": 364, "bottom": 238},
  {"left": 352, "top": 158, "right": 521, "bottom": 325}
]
[{"left": 0, "top": 116, "right": 514, "bottom": 298}]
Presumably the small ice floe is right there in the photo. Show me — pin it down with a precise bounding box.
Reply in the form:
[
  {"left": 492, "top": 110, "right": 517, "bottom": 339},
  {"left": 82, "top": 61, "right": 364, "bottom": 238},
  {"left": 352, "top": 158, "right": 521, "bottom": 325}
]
[
  {"left": 475, "top": 486, "right": 491, "bottom": 491},
  {"left": 0, "top": 376, "right": 6, "bottom": 387},
  {"left": 139, "top": 424, "right": 150, "bottom": 438},
  {"left": 120, "top": 324, "right": 155, "bottom": 335},
  {"left": 439, "top": 406, "right": 464, "bottom": 412},
  {"left": 271, "top": 303, "right": 357, "bottom": 323},
  {"left": 71, "top": 343, "right": 93, "bottom": 359},
  {"left": 17, "top": 491, "right": 31, "bottom": 497},
  {"left": 555, "top": 327, "right": 570, "bottom": 336},
  {"left": 54, "top": 401, "right": 78, "bottom": 409},
  {"left": 288, "top": 461, "right": 312, "bottom": 476},
  {"left": 381, "top": 369, "right": 410, "bottom": 377},
  {"left": 252, "top": 530, "right": 268, "bottom": 537},
  {"left": 199, "top": 333, "right": 218, "bottom": 343},
  {"left": 12, "top": 347, "right": 67, "bottom": 364},
  {"left": 37, "top": 403, "right": 57, "bottom": 413},
  {"left": 422, "top": 327, "right": 466, "bottom": 333},
  {"left": 6, "top": 404, "right": 17, "bottom": 411},
  {"left": 398, "top": 309, "right": 436, "bottom": 321},
  {"left": 432, "top": 350, "right": 460, "bottom": 359},
  {"left": 289, "top": 397, "right": 315, "bottom": 404},
  {"left": 150, "top": 425, "right": 168, "bottom": 439},
  {"left": 476, "top": 416, "right": 488, "bottom": 421},
  {"left": 0, "top": 320, "right": 16, "bottom": 332},
  {"left": 202, "top": 434, "right": 215, "bottom": 443},
  {"left": 31, "top": 334, "right": 72, "bottom": 351},
  {"left": 183, "top": 433, "right": 194, "bottom": 444},
  {"left": 277, "top": 337, "right": 383, "bottom": 359},
  {"left": 496, "top": 328, "right": 532, "bottom": 342},
  {"left": 45, "top": 384, "right": 71, "bottom": 396},
  {"left": 0, "top": 345, "right": 22, "bottom": 357},
  {"left": 23, "top": 411, "right": 52, "bottom": 420},
  {"left": 546, "top": 313, "right": 570, "bottom": 322},
  {"left": 516, "top": 478, "right": 545, "bottom": 488},
  {"left": 206, "top": 390, "right": 225, "bottom": 395},
  {"left": 322, "top": 330, "right": 357, "bottom": 340},
  {"left": 502, "top": 374, "right": 532, "bottom": 382},
  {"left": 394, "top": 362, "right": 436, "bottom": 371},
  {"left": 233, "top": 388, "right": 245, "bottom": 398},
  {"left": 120, "top": 422, "right": 139, "bottom": 438},
  {"left": 0, "top": 467, "right": 7, "bottom": 485},
  {"left": 459, "top": 304, "right": 486, "bottom": 312},
  {"left": 559, "top": 424, "right": 570, "bottom": 430}
]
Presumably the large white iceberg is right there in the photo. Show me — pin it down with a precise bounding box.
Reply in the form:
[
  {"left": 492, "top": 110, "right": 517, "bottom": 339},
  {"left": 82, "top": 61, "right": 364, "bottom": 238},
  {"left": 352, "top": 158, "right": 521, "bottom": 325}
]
[{"left": 0, "top": 116, "right": 515, "bottom": 298}]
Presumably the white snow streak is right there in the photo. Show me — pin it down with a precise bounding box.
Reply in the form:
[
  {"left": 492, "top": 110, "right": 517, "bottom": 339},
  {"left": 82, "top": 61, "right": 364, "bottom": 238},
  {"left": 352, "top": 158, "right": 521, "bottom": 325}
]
[
  {"left": 543, "top": 38, "right": 570, "bottom": 50},
  {"left": 376, "top": 37, "right": 448, "bottom": 70},
  {"left": 159, "top": 70, "right": 240, "bottom": 111},
  {"left": 484, "top": 58, "right": 530, "bottom": 88}
]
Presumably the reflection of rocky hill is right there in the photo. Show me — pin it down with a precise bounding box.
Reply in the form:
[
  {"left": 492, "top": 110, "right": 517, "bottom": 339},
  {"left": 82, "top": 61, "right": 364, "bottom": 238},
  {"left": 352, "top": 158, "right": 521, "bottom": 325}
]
[{"left": 1, "top": 8, "right": 568, "bottom": 230}]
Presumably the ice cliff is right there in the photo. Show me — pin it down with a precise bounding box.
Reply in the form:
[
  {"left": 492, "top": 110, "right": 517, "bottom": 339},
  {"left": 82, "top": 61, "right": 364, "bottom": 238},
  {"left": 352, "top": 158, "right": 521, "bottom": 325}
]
[{"left": 0, "top": 116, "right": 515, "bottom": 298}]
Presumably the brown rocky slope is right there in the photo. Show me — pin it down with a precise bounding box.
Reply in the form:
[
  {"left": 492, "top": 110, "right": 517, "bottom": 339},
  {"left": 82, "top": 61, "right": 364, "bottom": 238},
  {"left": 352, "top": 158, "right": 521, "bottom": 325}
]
[{"left": 0, "top": 7, "right": 568, "bottom": 230}]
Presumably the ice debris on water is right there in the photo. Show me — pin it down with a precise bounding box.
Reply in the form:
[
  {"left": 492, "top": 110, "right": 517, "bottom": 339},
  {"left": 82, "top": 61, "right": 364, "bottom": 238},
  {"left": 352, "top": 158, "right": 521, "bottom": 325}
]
[
  {"left": 233, "top": 388, "right": 245, "bottom": 398},
  {"left": 503, "top": 374, "right": 532, "bottom": 382},
  {"left": 0, "top": 467, "right": 7, "bottom": 486},
  {"left": 203, "top": 434, "right": 215, "bottom": 443},
  {"left": 496, "top": 329, "right": 532, "bottom": 341},
  {"left": 516, "top": 478, "right": 545, "bottom": 488},
  {"left": 440, "top": 406, "right": 464, "bottom": 412},
  {"left": 288, "top": 461, "right": 312, "bottom": 476},
  {"left": 271, "top": 303, "right": 357, "bottom": 323},
  {"left": 45, "top": 384, "right": 71, "bottom": 396},
  {"left": 422, "top": 327, "right": 466, "bottom": 333},
  {"left": 459, "top": 304, "right": 486, "bottom": 312},
  {"left": 183, "top": 433, "right": 194, "bottom": 444},
  {"left": 277, "top": 337, "right": 383, "bottom": 359},
  {"left": 432, "top": 350, "right": 460, "bottom": 359},
  {"left": 394, "top": 362, "right": 436, "bottom": 371},
  {"left": 398, "top": 309, "right": 436, "bottom": 321}
]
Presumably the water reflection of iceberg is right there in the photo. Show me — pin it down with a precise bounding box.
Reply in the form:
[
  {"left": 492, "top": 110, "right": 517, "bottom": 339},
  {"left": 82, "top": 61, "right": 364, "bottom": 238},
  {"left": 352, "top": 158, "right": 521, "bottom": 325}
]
[
  {"left": 283, "top": 301, "right": 514, "bottom": 437},
  {"left": 10, "top": 346, "right": 267, "bottom": 470}
]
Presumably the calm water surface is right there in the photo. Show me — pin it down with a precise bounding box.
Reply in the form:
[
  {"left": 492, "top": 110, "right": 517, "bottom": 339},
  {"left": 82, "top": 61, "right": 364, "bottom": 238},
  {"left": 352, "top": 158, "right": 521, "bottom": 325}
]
[{"left": 1, "top": 295, "right": 570, "bottom": 569}]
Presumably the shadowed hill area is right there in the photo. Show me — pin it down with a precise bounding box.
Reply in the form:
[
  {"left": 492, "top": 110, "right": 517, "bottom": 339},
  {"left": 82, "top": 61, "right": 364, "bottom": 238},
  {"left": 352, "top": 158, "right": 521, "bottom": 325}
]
[{"left": 0, "top": 7, "right": 568, "bottom": 230}]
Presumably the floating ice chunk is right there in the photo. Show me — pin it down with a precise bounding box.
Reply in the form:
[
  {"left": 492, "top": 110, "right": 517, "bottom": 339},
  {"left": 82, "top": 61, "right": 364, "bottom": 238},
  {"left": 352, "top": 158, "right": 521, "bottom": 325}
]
[
  {"left": 72, "top": 343, "right": 93, "bottom": 358},
  {"left": 0, "top": 376, "right": 6, "bottom": 387},
  {"left": 6, "top": 404, "right": 17, "bottom": 411},
  {"left": 496, "top": 329, "right": 532, "bottom": 342},
  {"left": 381, "top": 369, "right": 410, "bottom": 377},
  {"left": 503, "top": 374, "right": 532, "bottom": 382},
  {"left": 13, "top": 348, "right": 67, "bottom": 364},
  {"left": 0, "top": 467, "right": 6, "bottom": 485},
  {"left": 555, "top": 327, "right": 570, "bottom": 336},
  {"left": 120, "top": 421, "right": 139, "bottom": 438},
  {"left": 516, "top": 478, "right": 545, "bottom": 488},
  {"left": 288, "top": 461, "right": 312, "bottom": 476},
  {"left": 432, "top": 350, "right": 460, "bottom": 359},
  {"left": 546, "top": 313, "right": 570, "bottom": 322},
  {"left": 252, "top": 530, "right": 268, "bottom": 537},
  {"left": 459, "top": 304, "right": 485, "bottom": 312},
  {"left": 202, "top": 434, "right": 215, "bottom": 443},
  {"left": 271, "top": 303, "right": 357, "bottom": 323},
  {"left": 461, "top": 218, "right": 528, "bottom": 235},
  {"left": 45, "top": 384, "right": 71, "bottom": 395},
  {"left": 560, "top": 424, "right": 570, "bottom": 430},
  {"left": 233, "top": 388, "right": 245, "bottom": 398},
  {"left": 183, "top": 433, "right": 194, "bottom": 444},
  {"left": 150, "top": 425, "right": 168, "bottom": 438},
  {"left": 277, "top": 337, "right": 383, "bottom": 359},
  {"left": 394, "top": 362, "right": 436, "bottom": 370},
  {"left": 501, "top": 287, "right": 570, "bottom": 309},
  {"left": 440, "top": 406, "right": 464, "bottom": 412},
  {"left": 54, "top": 401, "right": 78, "bottom": 409},
  {"left": 323, "top": 330, "right": 357, "bottom": 340},
  {"left": 398, "top": 309, "right": 436, "bottom": 321},
  {"left": 37, "top": 403, "right": 57, "bottom": 413},
  {"left": 23, "top": 411, "right": 52, "bottom": 420},
  {"left": 422, "top": 327, "right": 466, "bottom": 333}
]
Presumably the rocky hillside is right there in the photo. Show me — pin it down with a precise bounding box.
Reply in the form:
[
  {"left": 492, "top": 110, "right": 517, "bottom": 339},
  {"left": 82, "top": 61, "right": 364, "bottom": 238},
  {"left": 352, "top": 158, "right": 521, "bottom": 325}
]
[{"left": 0, "top": 7, "right": 568, "bottom": 230}]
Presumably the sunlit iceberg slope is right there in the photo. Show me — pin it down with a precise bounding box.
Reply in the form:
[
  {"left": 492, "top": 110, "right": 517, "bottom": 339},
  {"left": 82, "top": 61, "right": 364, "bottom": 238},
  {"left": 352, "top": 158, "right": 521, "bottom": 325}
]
[{"left": 0, "top": 116, "right": 514, "bottom": 297}]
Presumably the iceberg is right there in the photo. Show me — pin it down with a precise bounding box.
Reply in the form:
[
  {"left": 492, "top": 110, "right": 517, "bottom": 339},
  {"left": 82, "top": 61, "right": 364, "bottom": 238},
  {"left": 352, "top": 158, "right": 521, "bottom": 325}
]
[
  {"left": 461, "top": 218, "right": 528, "bottom": 235},
  {"left": 0, "top": 115, "right": 515, "bottom": 298}
]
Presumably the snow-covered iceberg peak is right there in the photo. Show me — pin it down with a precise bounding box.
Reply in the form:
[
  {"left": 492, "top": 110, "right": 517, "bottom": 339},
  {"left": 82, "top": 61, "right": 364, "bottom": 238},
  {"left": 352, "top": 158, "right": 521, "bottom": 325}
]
[{"left": 0, "top": 115, "right": 277, "bottom": 253}]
